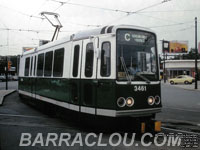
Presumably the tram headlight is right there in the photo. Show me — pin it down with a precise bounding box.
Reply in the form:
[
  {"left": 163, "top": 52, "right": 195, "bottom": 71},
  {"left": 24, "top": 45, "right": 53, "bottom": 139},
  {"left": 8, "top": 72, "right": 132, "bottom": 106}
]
[
  {"left": 117, "top": 97, "right": 126, "bottom": 107},
  {"left": 155, "top": 96, "right": 161, "bottom": 105},
  {"left": 126, "top": 97, "right": 134, "bottom": 107},
  {"left": 147, "top": 96, "right": 155, "bottom": 105}
]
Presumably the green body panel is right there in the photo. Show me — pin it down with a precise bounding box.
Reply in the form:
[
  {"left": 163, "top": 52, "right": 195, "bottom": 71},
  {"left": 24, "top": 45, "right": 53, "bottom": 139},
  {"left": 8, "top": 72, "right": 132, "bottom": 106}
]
[
  {"left": 68, "top": 79, "right": 116, "bottom": 109},
  {"left": 19, "top": 77, "right": 70, "bottom": 102},
  {"left": 69, "top": 79, "right": 81, "bottom": 105},
  {"left": 19, "top": 77, "right": 161, "bottom": 111},
  {"left": 18, "top": 77, "right": 32, "bottom": 93},
  {"left": 35, "top": 78, "right": 70, "bottom": 102},
  {"left": 96, "top": 80, "right": 116, "bottom": 109},
  {"left": 19, "top": 77, "right": 117, "bottom": 109}
]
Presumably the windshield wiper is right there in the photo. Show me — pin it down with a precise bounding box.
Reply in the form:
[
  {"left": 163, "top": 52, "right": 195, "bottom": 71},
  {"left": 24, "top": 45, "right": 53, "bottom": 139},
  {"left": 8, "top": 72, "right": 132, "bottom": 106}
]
[
  {"left": 135, "top": 73, "right": 150, "bottom": 84},
  {"left": 120, "top": 57, "right": 131, "bottom": 84}
]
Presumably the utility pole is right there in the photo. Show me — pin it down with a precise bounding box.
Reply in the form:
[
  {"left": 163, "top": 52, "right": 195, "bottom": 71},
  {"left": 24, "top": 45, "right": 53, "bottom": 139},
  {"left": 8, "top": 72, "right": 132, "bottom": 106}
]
[
  {"left": 195, "top": 17, "right": 198, "bottom": 89},
  {"left": 5, "top": 56, "right": 8, "bottom": 90},
  {"left": 5, "top": 29, "right": 9, "bottom": 90},
  {"left": 161, "top": 39, "right": 167, "bottom": 83},
  {"left": 163, "top": 52, "right": 166, "bottom": 83}
]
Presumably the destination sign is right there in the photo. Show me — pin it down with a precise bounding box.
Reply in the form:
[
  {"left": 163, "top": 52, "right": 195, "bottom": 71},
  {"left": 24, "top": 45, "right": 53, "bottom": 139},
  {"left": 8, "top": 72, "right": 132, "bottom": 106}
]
[{"left": 117, "top": 30, "right": 154, "bottom": 45}]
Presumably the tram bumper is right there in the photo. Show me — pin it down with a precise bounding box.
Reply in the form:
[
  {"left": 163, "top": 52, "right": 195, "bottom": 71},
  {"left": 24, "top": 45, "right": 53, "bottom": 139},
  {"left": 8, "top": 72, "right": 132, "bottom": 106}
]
[{"left": 115, "top": 107, "right": 162, "bottom": 117}]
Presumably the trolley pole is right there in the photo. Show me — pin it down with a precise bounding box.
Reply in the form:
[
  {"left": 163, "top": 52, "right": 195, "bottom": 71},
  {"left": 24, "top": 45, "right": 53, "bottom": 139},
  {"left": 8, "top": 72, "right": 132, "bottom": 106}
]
[{"left": 195, "top": 17, "right": 198, "bottom": 89}]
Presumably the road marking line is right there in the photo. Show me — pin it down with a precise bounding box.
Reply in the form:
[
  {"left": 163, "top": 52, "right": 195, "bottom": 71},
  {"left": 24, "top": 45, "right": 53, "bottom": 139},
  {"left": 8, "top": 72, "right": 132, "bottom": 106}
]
[{"left": 161, "top": 127, "right": 200, "bottom": 135}]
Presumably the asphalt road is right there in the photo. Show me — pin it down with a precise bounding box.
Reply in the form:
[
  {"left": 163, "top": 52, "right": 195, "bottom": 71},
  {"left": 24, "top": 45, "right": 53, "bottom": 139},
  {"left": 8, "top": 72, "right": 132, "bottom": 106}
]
[
  {"left": 0, "top": 82, "right": 199, "bottom": 150},
  {"left": 156, "top": 83, "right": 200, "bottom": 132}
]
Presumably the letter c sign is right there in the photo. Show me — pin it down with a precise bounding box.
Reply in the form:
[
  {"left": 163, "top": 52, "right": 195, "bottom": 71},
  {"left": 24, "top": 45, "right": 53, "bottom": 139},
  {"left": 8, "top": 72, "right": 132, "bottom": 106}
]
[{"left": 125, "top": 33, "right": 131, "bottom": 41}]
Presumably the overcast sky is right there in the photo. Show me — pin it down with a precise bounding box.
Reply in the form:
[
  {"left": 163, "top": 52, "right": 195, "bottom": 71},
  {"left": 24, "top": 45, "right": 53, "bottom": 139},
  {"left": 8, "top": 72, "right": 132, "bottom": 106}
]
[{"left": 0, "top": 0, "right": 200, "bottom": 56}]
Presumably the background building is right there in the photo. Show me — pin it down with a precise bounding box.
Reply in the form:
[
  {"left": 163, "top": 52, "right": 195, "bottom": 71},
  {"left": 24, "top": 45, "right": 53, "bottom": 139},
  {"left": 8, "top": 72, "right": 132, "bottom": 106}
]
[{"left": 164, "top": 60, "right": 200, "bottom": 79}]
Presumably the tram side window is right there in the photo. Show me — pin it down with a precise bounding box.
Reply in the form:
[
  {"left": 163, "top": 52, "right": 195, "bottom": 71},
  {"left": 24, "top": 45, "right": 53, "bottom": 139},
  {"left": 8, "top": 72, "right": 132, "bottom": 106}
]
[
  {"left": 101, "top": 42, "right": 111, "bottom": 77},
  {"left": 24, "top": 57, "right": 30, "bottom": 76},
  {"left": 44, "top": 51, "right": 53, "bottom": 76},
  {"left": 37, "top": 53, "right": 44, "bottom": 76},
  {"left": 73, "top": 45, "right": 80, "bottom": 77},
  {"left": 85, "top": 43, "right": 94, "bottom": 77},
  {"left": 53, "top": 48, "right": 64, "bottom": 77}
]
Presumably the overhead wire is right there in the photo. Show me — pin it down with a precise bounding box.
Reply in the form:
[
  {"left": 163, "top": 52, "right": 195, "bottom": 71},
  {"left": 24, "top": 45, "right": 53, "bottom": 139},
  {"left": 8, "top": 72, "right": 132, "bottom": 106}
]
[
  {"left": 148, "top": 21, "right": 193, "bottom": 29},
  {"left": 50, "top": 0, "right": 131, "bottom": 14},
  {"left": 28, "top": 0, "right": 49, "bottom": 33},
  {"left": 1, "top": 0, "right": 197, "bottom": 28},
  {"left": 130, "top": 0, "right": 171, "bottom": 14},
  {"left": 49, "top": 0, "right": 179, "bottom": 27},
  {"left": 49, "top": 0, "right": 172, "bottom": 26},
  {"left": 136, "top": 13, "right": 181, "bottom": 24},
  {"left": 1, "top": 0, "right": 198, "bottom": 53},
  {"left": 0, "top": 3, "right": 101, "bottom": 28},
  {"left": 179, "top": 26, "right": 195, "bottom": 31},
  {"left": 31, "top": 0, "right": 48, "bottom": 15},
  {"left": 53, "top": 4, "right": 64, "bottom": 12},
  {"left": 49, "top": 0, "right": 199, "bottom": 29},
  {"left": 158, "top": 25, "right": 195, "bottom": 35},
  {"left": 138, "top": 9, "right": 200, "bottom": 13},
  {"left": 52, "top": 0, "right": 71, "bottom": 12},
  {"left": 0, "top": 0, "right": 193, "bottom": 38},
  {"left": 1, "top": 0, "right": 194, "bottom": 29},
  {"left": 155, "top": 21, "right": 200, "bottom": 31},
  {"left": 105, "top": 0, "right": 172, "bottom": 25},
  {"left": 0, "top": 4, "right": 44, "bottom": 20},
  {"left": 0, "top": 28, "right": 73, "bottom": 33}
]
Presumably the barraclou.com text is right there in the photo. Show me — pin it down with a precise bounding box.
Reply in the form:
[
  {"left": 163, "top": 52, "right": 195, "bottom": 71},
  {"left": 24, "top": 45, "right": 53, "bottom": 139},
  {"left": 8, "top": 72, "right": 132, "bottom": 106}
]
[{"left": 19, "top": 132, "right": 181, "bottom": 147}]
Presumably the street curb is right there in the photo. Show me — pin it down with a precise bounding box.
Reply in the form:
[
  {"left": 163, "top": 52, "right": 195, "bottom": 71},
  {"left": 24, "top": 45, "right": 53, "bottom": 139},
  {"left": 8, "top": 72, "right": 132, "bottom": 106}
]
[{"left": 0, "top": 90, "right": 16, "bottom": 106}]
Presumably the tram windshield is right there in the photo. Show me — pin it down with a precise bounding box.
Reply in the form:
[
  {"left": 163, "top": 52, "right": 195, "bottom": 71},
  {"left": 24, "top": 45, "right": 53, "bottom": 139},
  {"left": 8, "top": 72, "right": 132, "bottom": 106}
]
[{"left": 117, "top": 29, "right": 158, "bottom": 82}]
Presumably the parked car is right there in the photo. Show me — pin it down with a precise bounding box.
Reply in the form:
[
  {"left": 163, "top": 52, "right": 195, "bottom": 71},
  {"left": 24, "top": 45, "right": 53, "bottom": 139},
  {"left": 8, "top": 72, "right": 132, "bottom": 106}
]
[
  {"left": 168, "top": 75, "right": 195, "bottom": 85},
  {"left": 0, "top": 75, "right": 6, "bottom": 82}
]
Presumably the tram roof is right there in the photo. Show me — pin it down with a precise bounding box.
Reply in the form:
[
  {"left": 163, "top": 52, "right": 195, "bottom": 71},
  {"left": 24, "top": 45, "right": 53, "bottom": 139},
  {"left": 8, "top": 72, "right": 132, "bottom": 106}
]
[
  {"left": 71, "top": 24, "right": 155, "bottom": 40},
  {"left": 23, "top": 25, "right": 155, "bottom": 55}
]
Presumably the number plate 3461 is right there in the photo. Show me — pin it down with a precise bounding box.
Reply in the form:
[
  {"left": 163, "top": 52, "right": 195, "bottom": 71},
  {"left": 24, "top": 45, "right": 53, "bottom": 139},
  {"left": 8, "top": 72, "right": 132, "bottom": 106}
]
[{"left": 134, "top": 86, "right": 147, "bottom": 92}]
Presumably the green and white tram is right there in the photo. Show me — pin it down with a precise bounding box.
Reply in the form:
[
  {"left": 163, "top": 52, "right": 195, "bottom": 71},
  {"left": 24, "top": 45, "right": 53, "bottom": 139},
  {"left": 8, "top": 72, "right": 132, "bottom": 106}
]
[{"left": 18, "top": 25, "right": 162, "bottom": 130}]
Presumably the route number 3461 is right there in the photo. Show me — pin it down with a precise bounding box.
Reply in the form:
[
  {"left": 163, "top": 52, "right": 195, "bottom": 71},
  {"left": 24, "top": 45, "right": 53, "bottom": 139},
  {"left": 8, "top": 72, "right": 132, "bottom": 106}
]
[{"left": 134, "top": 86, "right": 147, "bottom": 92}]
